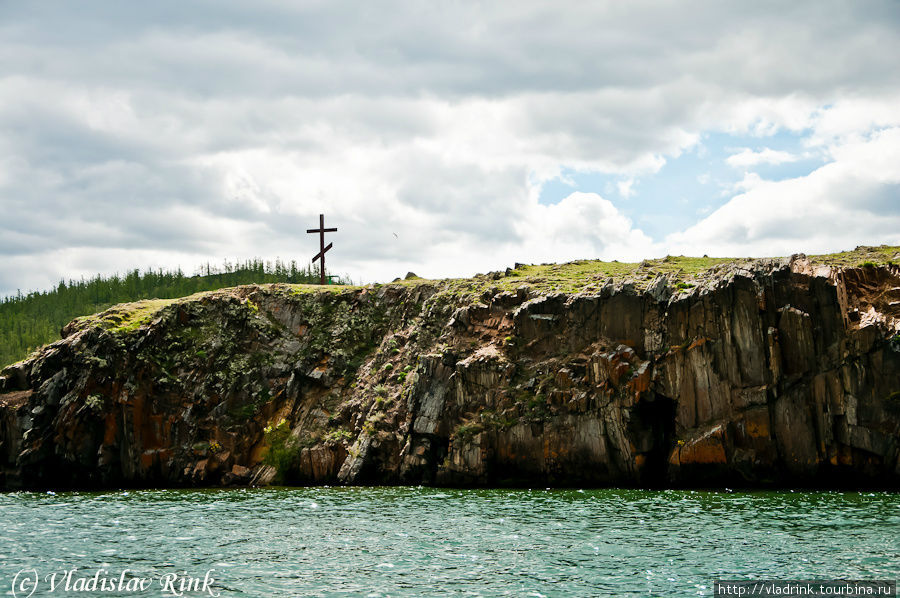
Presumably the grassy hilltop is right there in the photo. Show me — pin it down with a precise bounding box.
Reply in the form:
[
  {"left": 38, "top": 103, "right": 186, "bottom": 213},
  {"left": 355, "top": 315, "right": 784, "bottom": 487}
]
[
  {"left": 0, "top": 259, "right": 344, "bottom": 367},
  {"left": 2, "top": 245, "right": 898, "bottom": 369}
]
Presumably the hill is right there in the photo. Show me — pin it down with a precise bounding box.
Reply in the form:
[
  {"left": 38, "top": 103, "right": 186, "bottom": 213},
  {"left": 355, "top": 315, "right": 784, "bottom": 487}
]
[{"left": 0, "top": 259, "right": 345, "bottom": 367}]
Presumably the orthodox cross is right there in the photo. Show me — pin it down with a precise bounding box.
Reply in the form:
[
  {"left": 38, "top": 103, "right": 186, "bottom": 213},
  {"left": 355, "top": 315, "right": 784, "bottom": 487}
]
[{"left": 307, "top": 213, "right": 337, "bottom": 285}]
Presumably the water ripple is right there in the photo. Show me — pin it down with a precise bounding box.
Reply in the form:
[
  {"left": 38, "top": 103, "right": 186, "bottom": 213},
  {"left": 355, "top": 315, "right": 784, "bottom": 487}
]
[{"left": 0, "top": 488, "right": 897, "bottom": 596}]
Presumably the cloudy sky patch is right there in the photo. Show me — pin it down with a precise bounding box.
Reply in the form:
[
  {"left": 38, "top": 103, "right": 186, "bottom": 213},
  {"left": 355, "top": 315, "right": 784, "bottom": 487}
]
[{"left": 1, "top": 1, "right": 899, "bottom": 295}]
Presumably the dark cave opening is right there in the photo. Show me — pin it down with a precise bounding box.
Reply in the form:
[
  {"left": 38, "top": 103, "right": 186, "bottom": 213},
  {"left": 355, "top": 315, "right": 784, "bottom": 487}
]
[{"left": 631, "top": 393, "right": 677, "bottom": 487}]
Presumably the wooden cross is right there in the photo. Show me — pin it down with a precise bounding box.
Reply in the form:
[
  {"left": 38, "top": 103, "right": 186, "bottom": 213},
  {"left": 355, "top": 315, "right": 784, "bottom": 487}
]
[{"left": 306, "top": 213, "right": 337, "bottom": 285}]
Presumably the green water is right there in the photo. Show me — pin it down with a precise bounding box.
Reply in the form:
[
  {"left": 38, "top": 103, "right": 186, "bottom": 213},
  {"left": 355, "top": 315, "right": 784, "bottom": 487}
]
[{"left": 0, "top": 487, "right": 897, "bottom": 596}]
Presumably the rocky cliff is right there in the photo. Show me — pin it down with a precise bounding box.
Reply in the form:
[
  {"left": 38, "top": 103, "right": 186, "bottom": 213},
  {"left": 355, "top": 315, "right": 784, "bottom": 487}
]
[{"left": 2, "top": 248, "right": 900, "bottom": 490}]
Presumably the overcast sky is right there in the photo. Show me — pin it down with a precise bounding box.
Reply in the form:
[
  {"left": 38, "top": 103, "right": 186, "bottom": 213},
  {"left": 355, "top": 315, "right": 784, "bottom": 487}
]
[{"left": 1, "top": 1, "right": 899, "bottom": 296}]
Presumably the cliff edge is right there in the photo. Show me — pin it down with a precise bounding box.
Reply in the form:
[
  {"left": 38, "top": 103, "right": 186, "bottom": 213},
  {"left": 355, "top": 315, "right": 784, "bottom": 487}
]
[{"left": 2, "top": 247, "right": 899, "bottom": 490}]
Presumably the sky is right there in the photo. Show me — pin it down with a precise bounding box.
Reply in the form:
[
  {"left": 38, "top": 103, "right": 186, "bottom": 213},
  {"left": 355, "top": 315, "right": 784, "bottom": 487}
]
[{"left": 1, "top": 1, "right": 899, "bottom": 296}]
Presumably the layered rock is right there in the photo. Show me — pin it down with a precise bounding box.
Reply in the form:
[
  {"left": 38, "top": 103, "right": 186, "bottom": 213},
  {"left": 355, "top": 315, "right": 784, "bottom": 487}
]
[{"left": 1, "top": 252, "right": 899, "bottom": 490}]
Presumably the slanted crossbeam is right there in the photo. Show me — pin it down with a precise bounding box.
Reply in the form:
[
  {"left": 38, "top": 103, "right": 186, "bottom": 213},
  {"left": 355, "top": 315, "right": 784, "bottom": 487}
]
[{"left": 306, "top": 214, "right": 337, "bottom": 285}]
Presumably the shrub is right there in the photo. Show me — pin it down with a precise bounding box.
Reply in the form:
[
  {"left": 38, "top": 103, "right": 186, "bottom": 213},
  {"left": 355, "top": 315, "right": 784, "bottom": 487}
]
[
  {"left": 527, "top": 394, "right": 546, "bottom": 410},
  {"left": 84, "top": 394, "right": 105, "bottom": 413},
  {"left": 324, "top": 429, "right": 353, "bottom": 443},
  {"left": 454, "top": 421, "right": 484, "bottom": 441},
  {"left": 479, "top": 410, "right": 517, "bottom": 430},
  {"left": 231, "top": 404, "right": 255, "bottom": 420},
  {"left": 263, "top": 418, "right": 301, "bottom": 483}
]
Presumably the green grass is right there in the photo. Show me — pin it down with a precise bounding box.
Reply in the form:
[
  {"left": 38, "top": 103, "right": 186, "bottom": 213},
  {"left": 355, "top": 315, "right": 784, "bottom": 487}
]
[
  {"left": 287, "top": 283, "right": 362, "bottom": 296},
  {"left": 72, "top": 298, "right": 179, "bottom": 334},
  {"left": 809, "top": 245, "right": 900, "bottom": 269},
  {"left": 9, "top": 245, "right": 898, "bottom": 370},
  {"left": 386, "top": 254, "right": 739, "bottom": 299},
  {"left": 386, "top": 245, "right": 900, "bottom": 301}
]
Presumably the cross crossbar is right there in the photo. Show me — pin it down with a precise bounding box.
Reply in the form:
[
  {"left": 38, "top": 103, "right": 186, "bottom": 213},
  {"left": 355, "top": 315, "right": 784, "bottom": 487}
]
[
  {"left": 312, "top": 242, "right": 333, "bottom": 262},
  {"left": 306, "top": 214, "right": 337, "bottom": 285}
]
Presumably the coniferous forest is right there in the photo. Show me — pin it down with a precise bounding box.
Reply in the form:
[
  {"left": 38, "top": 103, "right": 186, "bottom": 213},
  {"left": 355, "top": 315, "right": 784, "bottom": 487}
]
[{"left": 0, "top": 258, "right": 346, "bottom": 367}]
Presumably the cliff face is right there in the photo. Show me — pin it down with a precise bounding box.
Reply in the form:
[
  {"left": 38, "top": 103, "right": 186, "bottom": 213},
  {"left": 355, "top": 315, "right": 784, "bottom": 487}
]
[{"left": 2, "top": 251, "right": 899, "bottom": 490}]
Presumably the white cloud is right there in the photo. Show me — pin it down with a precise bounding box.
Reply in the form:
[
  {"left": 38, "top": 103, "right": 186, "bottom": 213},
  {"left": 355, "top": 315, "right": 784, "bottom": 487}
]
[
  {"left": 807, "top": 96, "right": 900, "bottom": 148},
  {"left": 513, "top": 192, "right": 654, "bottom": 264},
  {"left": 731, "top": 172, "right": 765, "bottom": 193},
  {"left": 0, "top": 2, "right": 899, "bottom": 294},
  {"left": 666, "top": 126, "right": 900, "bottom": 258},
  {"left": 617, "top": 179, "right": 636, "bottom": 198},
  {"left": 725, "top": 148, "right": 802, "bottom": 168}
]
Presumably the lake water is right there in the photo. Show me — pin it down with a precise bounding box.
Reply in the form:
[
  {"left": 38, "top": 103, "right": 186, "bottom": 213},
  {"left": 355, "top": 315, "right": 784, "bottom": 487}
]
[{"left": 0, "top": 487, "right": 897, "bottom": 596}]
